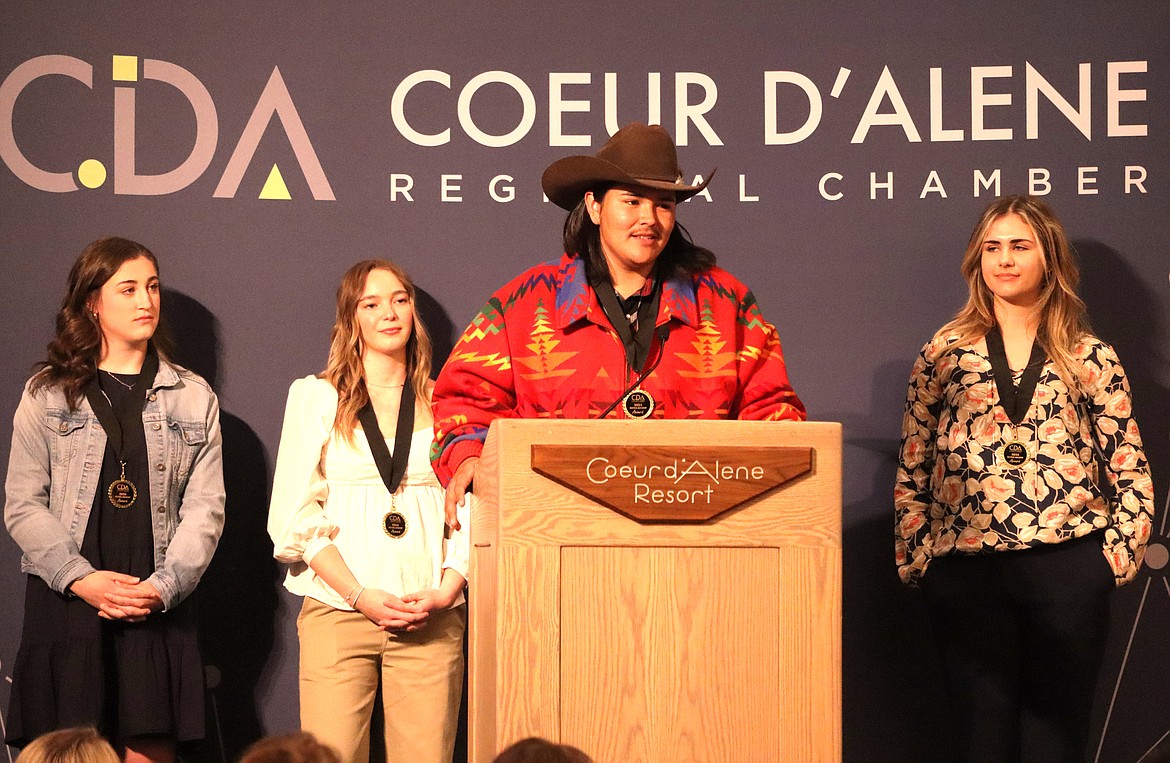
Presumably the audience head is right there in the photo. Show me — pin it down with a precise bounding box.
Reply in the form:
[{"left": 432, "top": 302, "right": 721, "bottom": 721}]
[
  {"left": 15, "top": 727, "right": 119, "bottom": 763},
  {"left": 492, "top": 736, "right": 594, "bottom": 763},
  {"left": 238, "top": 732, "right": 342, "bottom": 763}
]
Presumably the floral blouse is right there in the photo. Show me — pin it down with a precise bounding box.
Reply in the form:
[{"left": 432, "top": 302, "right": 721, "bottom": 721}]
[{"left": 894, "top": 333, "right": 1154, "bottom": 586}]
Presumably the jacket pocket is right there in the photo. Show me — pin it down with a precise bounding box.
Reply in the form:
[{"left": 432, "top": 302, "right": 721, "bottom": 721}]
[
  {"left": 167, "top": 419, "right": 207, "bottom": 479},
  {"left": 44, "top": 410, "right": 86, "bottom": 466}
]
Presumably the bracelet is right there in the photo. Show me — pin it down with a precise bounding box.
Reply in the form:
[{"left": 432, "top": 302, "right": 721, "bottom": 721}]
[
  {"left": 350, "top": 587, "right": 365, "bottom": 607},
  {"left": 344, "top": 583, "right": 364, "bottom": 606}
]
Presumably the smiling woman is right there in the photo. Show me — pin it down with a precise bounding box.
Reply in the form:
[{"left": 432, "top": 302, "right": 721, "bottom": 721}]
[
  {"left": 267, "top": 259, "right": 468, "bottom": 763},
  {"left": 893, "top": 195, "right": 1155, "bottom": 762},
  {"left": 979, "top": 213, "right": 1047, "bottom": 312}
]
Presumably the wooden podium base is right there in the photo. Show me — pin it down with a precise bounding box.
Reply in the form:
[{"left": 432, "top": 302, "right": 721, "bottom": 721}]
[{"left": 470, "top": 420, "right": 841, "bottom": 763}]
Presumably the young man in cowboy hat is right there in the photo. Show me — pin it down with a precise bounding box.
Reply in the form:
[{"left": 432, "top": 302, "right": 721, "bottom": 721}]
[{"left": 431, "top": 122, "right": 806, "bottom": 525}]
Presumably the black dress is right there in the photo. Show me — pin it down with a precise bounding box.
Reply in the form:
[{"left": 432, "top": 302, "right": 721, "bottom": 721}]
[{"left": 5, "top": 371, "right": 205, "bottom": 746}]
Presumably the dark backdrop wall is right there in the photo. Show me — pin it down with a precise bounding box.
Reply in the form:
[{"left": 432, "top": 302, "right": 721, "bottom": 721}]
[{"left": 2, "top": 3, "right": 1167, "bottom": 762}]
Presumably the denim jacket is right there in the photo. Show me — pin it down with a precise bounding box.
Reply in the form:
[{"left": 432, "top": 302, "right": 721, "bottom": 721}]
[{"left": 4, "top": 360, "right": 225, "bottom": 611}]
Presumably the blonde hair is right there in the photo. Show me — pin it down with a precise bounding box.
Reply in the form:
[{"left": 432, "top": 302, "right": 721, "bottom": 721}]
[
  {"left": 16, "top": 727, "right": 119, "bottom": 763},
  {"left": 322, "top": 259, "right": 433, "bottom": 443},
  {"left": 935, "top": 195, "right": 1092, "bottom": 388}
]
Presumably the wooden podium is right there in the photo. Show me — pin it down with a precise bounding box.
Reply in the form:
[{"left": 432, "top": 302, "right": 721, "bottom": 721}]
[{"left": 469, "top": 420, "right": 841, "bottom": 763}]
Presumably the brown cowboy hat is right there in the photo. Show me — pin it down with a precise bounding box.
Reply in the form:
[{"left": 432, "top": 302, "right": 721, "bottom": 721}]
[{"left": 541, "top": 123, "right": 715, "bottom": 210}]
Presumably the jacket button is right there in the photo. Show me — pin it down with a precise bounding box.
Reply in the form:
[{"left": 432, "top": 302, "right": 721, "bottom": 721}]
[
  {"left": 157, "top": 504, "right": 165, "bottom": 514},
  {"left": 152, "top": 423, "right": 162, "bottom": 430},
  {"left": 156, "top": 463, "right": 166, "bottom": 472},
  {"left": 59, "top": 422, "right": 68, "bottom": 432},
  {"left": 148, "top": 393, "right": 157, "bottom": 402}
]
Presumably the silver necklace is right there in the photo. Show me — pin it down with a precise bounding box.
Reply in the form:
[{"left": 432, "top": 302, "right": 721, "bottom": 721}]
[
  {"left": 366, "top": 381, "right": 405, "bottom": 389},
  {"left": 102, "top": 370, "right": 136, "bottom": 391}
]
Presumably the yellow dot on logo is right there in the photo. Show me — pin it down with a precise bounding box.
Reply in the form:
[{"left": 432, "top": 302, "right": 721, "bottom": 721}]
[
  {"left": 78, "top": 160, "right": 107, "bottom": 189},
  {"left": 112, "top": 55, "right": 138, "bottom": 82}
]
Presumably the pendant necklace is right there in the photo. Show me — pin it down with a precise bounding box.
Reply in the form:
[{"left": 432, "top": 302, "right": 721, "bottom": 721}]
[
  {"left": 84, "top": 353, "right": 159, "bottom": 509},
  {"left": 596, "top": 279, "right": 662, "bottom": 420},
  {"left": 358, "top": 381, "right": 416, "bottom": 539},
  {"left": 985, "top": 329, "right": 1045, "bottom": 469}
]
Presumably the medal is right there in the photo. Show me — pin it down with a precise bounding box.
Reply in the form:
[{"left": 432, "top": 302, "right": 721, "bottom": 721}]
[
  {"left": 985, "top": 330, "right": 1045, "bottom": 472},
  {"left": 383, "top": 510, "right": 408, "bottom": 538},
  {"left": 358, "top": 380, "right": 418, "bottom": 536},
  {"left": 86, "top": 354, "right": 159, "bottom": 514},
  {"left": 107, "top": 460, "right": 138, "bottom": 509},
  {"left": 595, "top": 279, "right": 669, "bottom": 420},
  {"left": 622, "top": 388, "right": 655, "bottom": 419},
  {"left": 998, "top": 440, "right": 1030, "bottom": 468}
]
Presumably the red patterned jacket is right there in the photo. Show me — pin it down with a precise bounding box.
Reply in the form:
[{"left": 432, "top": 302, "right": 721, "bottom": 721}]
[{"left": 430, "top": 253, "right": 806, "bottom": 485}]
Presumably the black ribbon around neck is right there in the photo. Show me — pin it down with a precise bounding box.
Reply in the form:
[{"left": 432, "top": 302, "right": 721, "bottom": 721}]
[
  {"left": 83, "top": 351, "right": 159, "bottom": 461},
  {"left": 985, "top": 329, "right": 1046, "bottom": 425},
  {"left": 595, "top": 278, "right": 663, "bottom": 372},
  {"left": 357, "top": 381, "right": 416, "bottom": 496}
]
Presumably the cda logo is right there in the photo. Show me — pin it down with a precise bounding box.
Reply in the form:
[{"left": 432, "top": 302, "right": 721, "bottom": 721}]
[{"left": 0, "top": 54, "right": 333, "bottom": 199}]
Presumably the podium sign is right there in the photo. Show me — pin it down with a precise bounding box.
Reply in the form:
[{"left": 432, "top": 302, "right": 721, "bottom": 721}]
[
  {"left": 470, "top": 420, "right": 841, "bottom": 763},
  {"left": 531, "top": 444, "right": 813, "bottom": 521}
]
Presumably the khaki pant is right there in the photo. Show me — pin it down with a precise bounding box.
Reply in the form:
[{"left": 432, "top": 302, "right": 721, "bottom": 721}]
[{"left": 297, "top": 596, "right": 466, "bottom": 763}]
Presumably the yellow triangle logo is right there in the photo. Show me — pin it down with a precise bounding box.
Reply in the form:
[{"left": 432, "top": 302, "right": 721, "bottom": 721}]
[{"left": 259, "top": 164, "right": 292, "bottom": 200}]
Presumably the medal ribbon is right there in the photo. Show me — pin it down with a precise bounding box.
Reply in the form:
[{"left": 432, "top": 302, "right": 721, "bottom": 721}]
[
  {"left": 83, "top": 351, "right": 159, "bottom": 464},
  {"left": 357, "top": 380, "right": 416, "bottom": 496},
  {"left": 985, "top": 329, "right": 1046, "bottom": 425},
  {"left": 595, "top": 278, "right": 663, "bottom": 374}
]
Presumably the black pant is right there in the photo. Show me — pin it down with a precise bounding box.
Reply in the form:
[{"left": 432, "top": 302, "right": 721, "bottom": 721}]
[{"left": 922, "top": 536, "right": 1114, "bottom": 763}]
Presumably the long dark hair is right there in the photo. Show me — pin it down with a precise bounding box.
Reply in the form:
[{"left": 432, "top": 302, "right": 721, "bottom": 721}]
[
  {"left": 561, "top": 185, "right": 716, "bottom": 286},
  {"left": 31, "top": 237, "right": 170, "bottom": 409}
]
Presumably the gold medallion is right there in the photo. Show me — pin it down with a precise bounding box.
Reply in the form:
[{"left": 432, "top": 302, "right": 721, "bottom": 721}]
[
  {"left": 622, "top": 388, "right": 655, "bottom": 419},
  {"left": 108, "top": 461, "right": 136, "bottom": 508},
  {"left": 999, "top": 441, "right": 1030, "bottom": 468},
  {"left": 383, "top": 511, "right": 408, "bottom": 538},
  {"left": 108, "top": 478, "right": 137, "bottom": 509}
]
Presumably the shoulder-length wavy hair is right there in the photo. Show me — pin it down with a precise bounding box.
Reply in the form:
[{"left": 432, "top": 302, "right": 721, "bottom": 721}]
[
  {"left": 322, "top": 259, "right": 433, "bottom": 443},
  {"left": 562, "top": 184, "right": 716, "bottom": 286},
  {"left": 935, "top": 195, "right": 1092, "bottom": 388},
  {"left": 31, "top": 236, "right": 169, "bottom": 409}
]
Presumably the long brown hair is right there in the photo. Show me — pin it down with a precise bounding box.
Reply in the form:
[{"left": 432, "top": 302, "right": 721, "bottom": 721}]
[
  {"left": 31, "top": 237, "right": 169, "bottom": 409},
  {"left": 322, "top": 259, "right": 433, "bottom": 443},
  {"left": 934, "top": 195, "right": 1092, "bottom": 388}
]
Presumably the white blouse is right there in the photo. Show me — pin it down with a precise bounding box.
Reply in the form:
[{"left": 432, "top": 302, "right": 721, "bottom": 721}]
[{"left": 268, "top": 376, "right": 469, "bottom": 610}]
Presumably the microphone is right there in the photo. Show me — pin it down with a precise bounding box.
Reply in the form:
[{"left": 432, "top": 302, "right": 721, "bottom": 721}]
[{"left": 596, "top": 324, "right": 671, "bottom": 419}]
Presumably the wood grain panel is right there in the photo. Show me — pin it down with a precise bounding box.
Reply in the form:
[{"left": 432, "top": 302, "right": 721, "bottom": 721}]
[
  {"left": 530, "top": 444, "right": 812, "bottom": 521},
  {"left": 468, "top": 540, "right": 497, "bottom": 763},
  {"left": 495, "top": 422, "right": 841, "bottom": 549},
  {"left": 470, "top": 420, "right": 842, "bottom": 762},
  {"left": 778, "top": 546, "right": 842, "bottom": 762},
  {"left": 560, "top": 547, "right": 781, "bottom": 763},
  {"left": 493, "top": 545, "right": 562, "bottom": 747}
]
